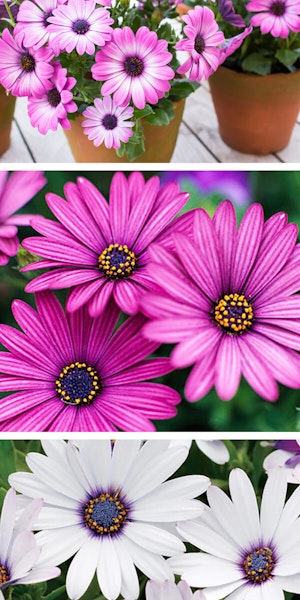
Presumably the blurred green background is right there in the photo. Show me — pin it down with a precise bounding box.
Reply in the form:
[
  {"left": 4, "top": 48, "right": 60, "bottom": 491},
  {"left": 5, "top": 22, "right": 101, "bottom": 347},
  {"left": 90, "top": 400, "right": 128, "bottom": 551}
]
[{"left": 1, "top": 170, "right": 300, "bottom": 432}]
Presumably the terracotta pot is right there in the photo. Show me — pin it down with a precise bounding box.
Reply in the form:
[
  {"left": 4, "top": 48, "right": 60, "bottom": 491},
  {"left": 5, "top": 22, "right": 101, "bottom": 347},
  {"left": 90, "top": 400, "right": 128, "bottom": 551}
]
[
  {"left": 176, "top": 3, "right": 191, "bottom": 16},
  {"left": 0, "top": 85, "right": 16, "bottom": 156},
  {"left": 65, "top": 99, "right": 185, "bottom": 163},
  {"left": 209, "top": 66, "right": 300, "bottom": 155}
]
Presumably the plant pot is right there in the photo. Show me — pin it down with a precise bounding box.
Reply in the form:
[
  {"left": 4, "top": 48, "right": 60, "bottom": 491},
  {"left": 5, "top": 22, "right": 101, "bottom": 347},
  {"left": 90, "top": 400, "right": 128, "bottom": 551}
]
[
  {"left": 65, "top": 99, "right": 185, "bottom": 163},
  {"left": 0, "top": 85, "right": 16, "bottom": 156},
  {"left": 208, "top": 66, "right": 300, "bottom": 155}
]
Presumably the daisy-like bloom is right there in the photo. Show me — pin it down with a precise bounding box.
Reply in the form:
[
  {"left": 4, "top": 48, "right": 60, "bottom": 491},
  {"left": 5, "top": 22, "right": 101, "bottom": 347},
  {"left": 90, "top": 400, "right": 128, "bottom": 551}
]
[
  {"left": 47, "top": 0, "right": 113, "bottom": 56},
  {"left": 247, "top": 0, "right": 300, "bottom": 38},
  {"left": 146, "top": 579, "right": 206, "bottom": 600},
  {"left": 169, "top": 468, "right": 300, "bottom": 599},
  {"left": 0, "top": 171, "right": 46, "bottom": 266},
  {"left": 0, "top": 29, "right": 54, "bottom": 96},
  {"left": 0, "top": 487, "right": 60, "bottom": 597},
  {"left": 0, "top": 291, "right": 180, "bottom": 432},
  {"left": 14, "top": 0, "right": 67, "bottom": 51},
  {"left": 175, "top": 7, "right": 225, "bottom": 83},
  {"left": 21, "top": 172, "right": 189, "bottom": 316},
  {"left": 218, "top": 26, "right": 253, "bottom": 65},
  {"left": 142, "top": 200, "right": 300, "bottom": 402},
  {"left": 27, "top": 61, "right": 77, "bottom": 133},
  {"left": 263, "top": 440, "right": 300, "bottom": 483},
  {"left": 82, "top": 96, "right": 134, "bottom": 149},
  {"left": 91, "top": 26, "right": 174, "bottom": 110},
  {"left": 9, "top": 440, "right": 210, "bottom": 600}
]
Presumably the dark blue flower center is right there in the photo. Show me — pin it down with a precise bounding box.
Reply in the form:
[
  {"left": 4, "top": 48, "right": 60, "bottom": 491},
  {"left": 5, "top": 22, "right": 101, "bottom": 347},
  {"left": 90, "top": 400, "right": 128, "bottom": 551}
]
[
  {"left": 20, "top": 53, "right": 35, "bottom": 72},
  {"left": 55, "top": 362, "right": 100, "bottom": 406},
  {"left": 124, "top": 56, "right": 144, "bottom": 77},
  {"left": 84, "top": 492, "right": 128, "bottom": 535},
  {"left": 270, "top": 1, "right": 285, "bottom": 15},
  {"left": 47, "top": 88, "right": 61, "bottom": 107},
  {"left": 98, "top": 243, "right": 137, "bottom": 280},
  {"left": 72, "top": 19, "right": 90, "bottom": 34},
  {"left": 214, "top": 293, "right": 253, "bottom": 334},
  {"left": 0, "top": 564, "right": 10, "bottom": 586},
  {"left": 102, "top": 114, "right": 118, "bottom": 130},
  {"left": 194, "top": 34, "right": 205, "bottom": 54},
  {"left": 243, "top": 547, "right": 274, "bottom": 584}
]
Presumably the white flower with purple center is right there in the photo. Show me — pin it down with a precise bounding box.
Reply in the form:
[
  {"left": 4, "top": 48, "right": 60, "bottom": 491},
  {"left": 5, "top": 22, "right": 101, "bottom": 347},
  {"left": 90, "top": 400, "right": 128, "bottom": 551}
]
[
  {"left": 47, "top": 0, "right": 114, "bottom": 55},
  {"left": 14, "top": 0, "right": 67, "bottom": 51},
  {"left": 82, "top": 95, "right": 134, "bottom": 149},
  {"left": 9, "top": 440, "right": 210, "bottom": 600},
  {"left": 169, "top": 468, "right": 300, "bottom": 599},
  {"left": 247, "top": 0, "right": 300, "bottom": 37}
]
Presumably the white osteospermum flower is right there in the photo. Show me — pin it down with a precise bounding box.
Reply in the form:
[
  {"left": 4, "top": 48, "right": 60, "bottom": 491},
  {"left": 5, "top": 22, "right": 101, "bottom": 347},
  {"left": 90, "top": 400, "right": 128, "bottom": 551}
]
[
  {"left": 9, "top": 440, "right": 210, "bottom": 600},
  {"left": 169, "top": 468, "right": 300, "bottom": 599},
  {"left": 263, "top": 440, "right": 300, "bottom": 484},
  {"left": 145, "top": 579, "right": 206, "bottom": 600},
  {"left": 0, "top": 488, "right": 60, "bottom": 598}
]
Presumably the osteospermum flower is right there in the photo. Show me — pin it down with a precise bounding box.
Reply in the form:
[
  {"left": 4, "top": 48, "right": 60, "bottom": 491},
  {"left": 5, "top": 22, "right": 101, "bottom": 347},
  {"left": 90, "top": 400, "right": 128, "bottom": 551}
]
[
  {"left": 142, "top": 200, "right": 300, "bottom": 402},
  {"left": 175, "top": 6, "right": 225, "bottom": 83},
  {"left": 263, "top": 440, "right": 300, "bottom": 483},
  {"left": 169, "top": 469, "right": 300, "bottom": 599},
  {"left": 0, "top": 171, "right": 46, "bottom": 266},
  {"left": 0, "top": 291, "right": 180, "bottom": 432},
  {"left": 82, "top": 96, "right": 134, "bottom": 149},
  {"left": 0, "top": 29, "right": 54, "bottom": 96},
  {"left": 0, "top": 488, "right": 60, "bottom": 596},
  {"left": 146, "top": 579, "right": 206, "bottom": 600},
  {"left": 9, "top": 440, "right": 210, "bottom": 600},
  {"left": 91, "top": 26, "right": 174, "bottom": 109},
  {"left": 14, "top": 0, "right": 67, "bottom": 51},
  {"left": 47, "top": 0, "right": 113, "bottom": 55},
  {"left": 27, "top": 61, "right": 77, "bottom": 133},
  {"left": 21, "top": 172, "right": 189, "bottom": 316},
  {"left": 247, "top": 0, "right": 300, "bottom": 37}
]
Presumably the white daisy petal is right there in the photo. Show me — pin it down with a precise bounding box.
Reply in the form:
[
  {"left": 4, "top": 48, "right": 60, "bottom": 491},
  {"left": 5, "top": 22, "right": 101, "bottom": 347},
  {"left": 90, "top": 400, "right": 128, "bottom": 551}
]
[
  {"left": 66, "top": 538, "right": 100, "bottom": 600},
  {"left": 229, "top": 469, "right": 261, "bottom": 545},
  {"left": 26, "top": 452, "right": 86, "bottom": 499},
  {"left": 260, "top": 469, "right": 287, "bottom": 541},
  {"left": 177, "top": 520, "right": 239, "bottom": 561},
  {"left": 196, "top": 440, "right": 230, "bottom": 464},
  {"left": 97, "top": 537, "right": 122, "bottom": 600},
  {"left": 0, "top": 488, "right": 16, "bottom": 559},
  {"left": 114, "top": 537, "right": 140, "bottom": 600},
  {"left": 124, "top": 522, "right": 185, "bottom": 556}
]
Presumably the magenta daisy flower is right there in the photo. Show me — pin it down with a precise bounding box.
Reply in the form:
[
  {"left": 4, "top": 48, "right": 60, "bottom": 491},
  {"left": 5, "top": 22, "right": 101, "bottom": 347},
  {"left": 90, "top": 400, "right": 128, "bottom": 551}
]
[
  {"left": 91, "top": 26, "right": 174, "bottom": 109},
  {"left": 142, "top": 200, "right": 300, "bottom": 402},
  {"left": 21, "top": 172, "right": 189, "bottom": 316},
  {"left": 175, "top": 6, "right": 225, "bottom": 83},
  {"left": 47, "top": 0, "right": 113, "bottom": 56},
  {"left": 247, "top": 0, "right": 300, "bottom": 37},
  {"left": 14, "top": 0, "right": 67, "bottom": 51},
  {"left": 27, "top": 61, "right": 77, "bottom": 134},
  {"left": 0, "top": 171, "right": 46, "bottom": 266},
  {"left": 82, "top": 96, "right": 134, "bottom": 149},
  {"left": 0, "top": 291, "right": 180, "bottom": 432},
  {"left": 0, "top": 29, "right": 54, "bottom": 96}
]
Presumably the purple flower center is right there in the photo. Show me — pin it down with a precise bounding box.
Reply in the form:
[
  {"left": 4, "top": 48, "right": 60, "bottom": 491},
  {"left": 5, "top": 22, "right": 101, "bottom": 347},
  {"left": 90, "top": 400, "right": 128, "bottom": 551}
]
[
  {"left": 102, "top": 114, "right": 118, "bottom": 130},
  {"left": 194, "top": 34, "right": 206, "bottom": 55},
  {"left": 243, "top": 547, "right": 274, "bottom": 584},
  {"left": 124, "top": 56, "right": 144, "bottom": 77},
  {"left": 43, "top": 10, "right": 53, "bottom": 26},
  {"left": 55, "top": 361, "right": 100, "bottom": 406},
  {"left": 83, "top": 492, "right": 129, "bottom": 536},
  {"left": 72, "top": 19, "right": 90, "bottom": 34},
  {"left": 47, "top": 88, "right": 61, "bottom": 107},
  {"left": 20, "top": 53, "right": 35, "bottom": 72},
  {"left": 270, "top": 0, "right": 285, "bottom": 15},
  {"left": 98, "top": 243, "right": 137, "bottom": 280},
  {"left": 0, "top": 564, "right": 9, "bottom": 585},
  {"left": 214, "top": 293, "right": 253, "bottom": 334}
]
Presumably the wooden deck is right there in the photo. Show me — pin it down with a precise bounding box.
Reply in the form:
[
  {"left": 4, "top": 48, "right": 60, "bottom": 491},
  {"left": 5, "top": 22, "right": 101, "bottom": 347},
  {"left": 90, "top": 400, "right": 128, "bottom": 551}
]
[{"left": 1, "top": 83, "right": 299, "bottom": 164}]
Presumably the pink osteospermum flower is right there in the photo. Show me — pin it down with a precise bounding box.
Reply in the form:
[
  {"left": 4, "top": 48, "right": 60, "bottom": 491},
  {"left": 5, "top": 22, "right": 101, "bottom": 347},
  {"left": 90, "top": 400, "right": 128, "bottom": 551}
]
[
  {"left": 91, "top": 26, "right": 174, "bottom": 110},
  {"left": 218, "top": 26, "right": 253, "bottom": 65},
  {"left": 82, "top": 96, "right": 134, "bottom": 149},
  {"left": 0, "top": 291, "right": 180, "bottom": 432},
  {"left": 47, "top": 0, "right": 113, "bottom": 56},
  {"left": 0, "top": 171, "right": 46, "bottom": 266},
  {"left": 141, "top": 200, "right": 300, "bottom": 402},
  {"left": 27, "top": 61, "right": 77, "bottom": 133},
  {"left": 0, "top": 29, "right": 54, "bottom": 96},
  {"left": 175, "top": 6, "right": 225, "bottom": 82},
  {"left": 21, "top": 172, "right": 189, "bottom": 316},
  {"left": 146, "top": 580, "right": 206, "bottom": 600},
  {"left": 14, "top": 0, "right": 67, "bottom": 51},
  {"left": 247, "top": 0, "right": 300, "bottom": 37}
]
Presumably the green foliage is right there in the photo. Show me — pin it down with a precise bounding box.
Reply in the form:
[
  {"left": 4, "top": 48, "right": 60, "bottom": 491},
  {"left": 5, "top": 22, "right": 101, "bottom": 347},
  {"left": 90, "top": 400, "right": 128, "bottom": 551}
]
[{"left": 242, "top": 52, "right": 272, "bottom": 75}]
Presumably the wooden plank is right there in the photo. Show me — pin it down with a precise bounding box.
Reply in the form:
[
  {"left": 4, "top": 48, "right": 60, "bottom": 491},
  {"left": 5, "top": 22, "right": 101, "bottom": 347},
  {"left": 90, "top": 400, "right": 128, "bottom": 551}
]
[
  {"left": 0, "top": 120, "right": 33, "bottom": 163},
  {"left": 172, "top": 122, "right": 218, "bottom": 162}
]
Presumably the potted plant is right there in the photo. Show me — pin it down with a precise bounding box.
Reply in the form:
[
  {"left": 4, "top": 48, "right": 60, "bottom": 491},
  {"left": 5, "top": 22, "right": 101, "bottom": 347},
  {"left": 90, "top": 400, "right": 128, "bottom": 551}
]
[{"left": 180, "top": 0, "right": 300, "bottom": 154}]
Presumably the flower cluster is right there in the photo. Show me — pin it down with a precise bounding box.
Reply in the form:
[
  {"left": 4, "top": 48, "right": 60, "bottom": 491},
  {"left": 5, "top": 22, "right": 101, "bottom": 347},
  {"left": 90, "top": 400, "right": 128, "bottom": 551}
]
[{"left": 0, "top": 0, "right": 251, "bottom": 159}]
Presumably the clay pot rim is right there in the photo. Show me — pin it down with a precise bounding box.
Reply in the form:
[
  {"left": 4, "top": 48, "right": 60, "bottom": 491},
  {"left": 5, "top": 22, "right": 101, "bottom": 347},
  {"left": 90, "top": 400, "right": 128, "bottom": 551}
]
[{"left": 215, "top": 64, "right": 300, "bottom": 81}]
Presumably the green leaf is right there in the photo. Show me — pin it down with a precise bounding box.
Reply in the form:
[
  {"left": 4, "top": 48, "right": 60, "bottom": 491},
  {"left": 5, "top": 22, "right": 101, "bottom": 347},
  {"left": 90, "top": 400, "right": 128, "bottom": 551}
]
[
  {"left": 42, "top": 586, "right": 66, "bottom": 600},
  {"left": 133, "top": 104, "right": 154, "bottom": 119},
  {"left": 0, "top": 441, "right": 16, "bottom": 488},
  {"left": 275, "top": 49, "right": 299, "bottom": 68},
  {"left": 169, "top": 79, "right": 200, "bottom": 99},
  {"left": 146, "top": 108, "right": 170, "bottom": 126},
  {"left": 242, "top": 53, "right": 272, "bottom": 75}
]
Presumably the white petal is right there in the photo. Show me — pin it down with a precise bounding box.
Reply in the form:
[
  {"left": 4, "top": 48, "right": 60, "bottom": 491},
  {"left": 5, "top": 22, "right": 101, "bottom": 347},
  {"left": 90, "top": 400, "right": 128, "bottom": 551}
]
[
  {"left": 274, "top": 542, "right": 300, "bottom": 575},
  {"left": 206, "top": 485, "right": 249, "bottom": 549},
  {"left": 111, "top": 440, "right": 142, "bottom": 489},
  {"left": 42, "top": 440, "right": 68, "bottom": 461},
  {"left": 176, "top": 520, "right": 239, "bottom": 561},
  {"left": 204, "top": 580, "right": 244, "bottom": 600},
  {"left": 14, "top": 498, "right": 43, "bottom": 535},
  {"left": 73, "top": 440, "right": 112, "bottom": 490},
  {"left": 10, "top": 531, "right": 39, "bottom": 579},
  {"left": 0, "top": 488, "right": 16, "bottom": 560},
  {"left": 229, "top": 469, "right": 261, "bottom": 546},
  {"left": 146, "top": 579, "right": 183, "bottom": 600},
  {"left": 180, "top": 554, "right": 243, "bottom": 588},
  {"left": 260, "top": 469, "right": 287, "bottom": 542},
  {"left": 195, "top": 441, "right": 230, "bottom": 465},
  {"left": 122, "top": 535, "right": 174, "bottom": 581},
  {"left": 18, "top": 565, "right": 61, "bottom": 585},
  {"left": 132, "top": 500, "right": 205, "bottom": 523},
  {"left": 273, "top": 485, "right": 300, "bottom": 541},
  {"left": 9, "top": 472, "right": 78, "bottom": 509},
  {"left": 34, "top": 506, "right": 81, "bottom": 529},
  {"left": 259, "top": 580, "right": 284, "bottom": 600},
  {"left": 36, "top": 525, "right": 88, "bottom": 567},
  {"left": 114, "top": 536, "right": 140, "bottom": 600},
  {"left": 26, "top": 452, "right": 86, "bottom": 500},
  {"left": 124, "top": 522, "right": 185, "bottom": 556},
  {"left": 97, "top": 537, "right": 122, "bottom": 600},
  {"left": 66, "top": 537, "right": 100, "bottom": 600},
  {"left": 275, "top": 572, "right": 300, "bottom": 593}
]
